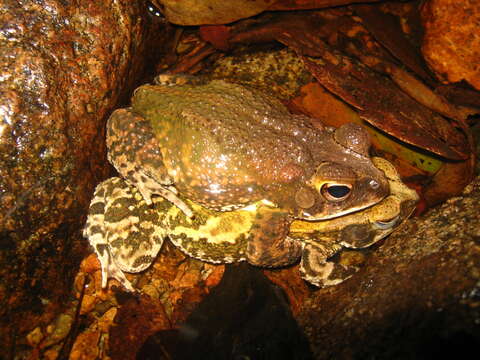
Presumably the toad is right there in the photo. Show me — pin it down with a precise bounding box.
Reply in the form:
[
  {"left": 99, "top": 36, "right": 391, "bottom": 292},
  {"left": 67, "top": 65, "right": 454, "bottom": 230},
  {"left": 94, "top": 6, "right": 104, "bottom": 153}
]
[{"left": 105, "top": 75, "right": 389, "bottom": 268}]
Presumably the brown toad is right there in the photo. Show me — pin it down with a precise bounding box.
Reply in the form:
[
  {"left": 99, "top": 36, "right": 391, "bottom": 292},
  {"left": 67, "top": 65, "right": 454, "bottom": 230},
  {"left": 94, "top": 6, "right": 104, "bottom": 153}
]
[{"left": 106, "top": 75, "right": 389, "bottom": 268}]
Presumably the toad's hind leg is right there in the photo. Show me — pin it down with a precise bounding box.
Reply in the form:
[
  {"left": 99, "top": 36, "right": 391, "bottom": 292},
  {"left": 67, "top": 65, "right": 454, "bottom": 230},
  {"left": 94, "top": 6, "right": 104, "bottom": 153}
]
[
  {"left": 107, "top": 108, "right": 193, "bottom": 217},
  {"left": 246, "top": 207, "right": 302, "bottom": 267},
  {"left": 83, "top": 177, "right": 167, "bottom": 292},
  {"left": 300, "top": 241, "right": 359, "bottom": 287}
]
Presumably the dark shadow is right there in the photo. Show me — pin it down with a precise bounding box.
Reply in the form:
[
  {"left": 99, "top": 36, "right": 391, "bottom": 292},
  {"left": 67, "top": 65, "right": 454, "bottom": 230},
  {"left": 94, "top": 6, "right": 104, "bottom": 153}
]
[{"left": 137, "top": 263, "right": 313, "bottom": 360}]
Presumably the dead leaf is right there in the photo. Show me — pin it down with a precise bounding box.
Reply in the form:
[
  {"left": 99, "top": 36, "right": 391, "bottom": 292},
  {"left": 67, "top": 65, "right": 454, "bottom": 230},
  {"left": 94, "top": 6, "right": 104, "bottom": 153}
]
[
  {"left": 269, "top": 0, "right": 382, "bottom": 11},
  {"left": 299, "top": 52, "right": 469, "bottom": 160},
  {"left": 167, "top": 35, "right": 217, "bottom": 75},
  {"left": 152, "top": 0, "right": 274, "bottom": 25},
  {"left": 288, "top": 81, "right": 359, "bottom": 128},
  {"left": 353, "top": 4, "right": 432, "bottom": 82},
  {"left": 423, "top": 157, "right": 476, "bottom": 207},
  {"left": 385, "top": 64, "right": 468, "bottom": 122},
  {"left": 199, "top": 25, "right": 231, "bottom": 51},
  {"left": 435, "top": 84, "right": 480, "bottom": 111},
  {"left": 379, "top": 152, "right": 429, "bottom": 182}
]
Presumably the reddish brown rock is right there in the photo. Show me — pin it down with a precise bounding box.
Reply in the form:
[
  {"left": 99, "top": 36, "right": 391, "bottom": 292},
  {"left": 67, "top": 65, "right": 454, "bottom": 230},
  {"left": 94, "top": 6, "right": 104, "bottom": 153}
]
[
  {"left": 421, "top": 0, "right": 480, "bottom": 90},
  {"left": 0, "top": 0, "right": 166, "bottom": 355}
]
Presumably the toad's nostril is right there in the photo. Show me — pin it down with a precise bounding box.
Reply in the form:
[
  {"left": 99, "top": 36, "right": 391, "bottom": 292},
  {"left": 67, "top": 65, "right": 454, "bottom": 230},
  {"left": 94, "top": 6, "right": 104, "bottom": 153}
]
[{"left": 369, "top": 179, "right": 380, "bottom": 189}]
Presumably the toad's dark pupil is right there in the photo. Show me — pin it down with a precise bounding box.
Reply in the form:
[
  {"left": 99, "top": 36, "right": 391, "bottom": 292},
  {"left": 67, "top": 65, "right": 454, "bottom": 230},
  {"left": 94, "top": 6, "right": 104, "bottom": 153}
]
[{"left": 327, "top": 185, "right": 350, "bottom": 198}]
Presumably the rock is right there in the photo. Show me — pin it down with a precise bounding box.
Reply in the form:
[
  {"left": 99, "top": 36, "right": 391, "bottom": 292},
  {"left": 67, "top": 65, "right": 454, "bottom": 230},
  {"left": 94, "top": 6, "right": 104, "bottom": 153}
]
[
  {"left": 421, "top": 0, "right": 480, "bottom": 90},
  {"left": 0, "top": 0, "right": 165, "bottom": 354}
]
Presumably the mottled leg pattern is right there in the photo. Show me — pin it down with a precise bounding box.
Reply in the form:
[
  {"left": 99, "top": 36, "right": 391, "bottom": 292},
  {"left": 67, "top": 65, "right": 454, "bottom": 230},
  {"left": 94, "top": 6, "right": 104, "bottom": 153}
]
[
  {"left": 246, "top": 208, "right": 302, "bottom": 267},
  {"left": 83, "top": 177, "right": 167, "bottom": 292},
  {"left": 107, "top": 108, "right": 193, "bottom": 217},
  {"left": 83, "top": 182, "right": 134, "bottom": 291},
  {"left": 300, "top": 241, "right": 359, "bottom": 287}
]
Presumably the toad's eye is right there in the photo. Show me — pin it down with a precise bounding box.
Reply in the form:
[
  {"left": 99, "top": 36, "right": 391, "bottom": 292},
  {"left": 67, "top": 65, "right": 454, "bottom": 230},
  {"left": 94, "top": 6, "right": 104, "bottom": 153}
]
[{"left": 321, "top": 184, "right": 351, "bottom": 201}]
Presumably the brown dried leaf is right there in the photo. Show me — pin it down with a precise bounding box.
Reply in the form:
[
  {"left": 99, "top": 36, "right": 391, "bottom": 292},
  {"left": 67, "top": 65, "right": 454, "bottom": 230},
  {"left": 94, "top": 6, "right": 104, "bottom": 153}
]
[
  {"left": 167, "top": 37, "right": 217, "bottom": 75},
  {"left": 435, "top": 84, "right": 480, "bottom": 112},
  {"left": 154, "top": 0, "right": 386, "bottom": 25},
  {"left": 269, "top": 0, "right": 382, "bottom": 11},
  {"left": 263, "top": 11, "right": 471, "bottom": 161},
  {"left": 152, "top": 0, "right": 274, "bottom": 25},
  {"left": 386, "top": 65, "right": 468, "bottom": 122},
  {"left": 298, "top": 50, "right": 469, "bottom": 160},
  {"left": 353, "top": 4, "right": 432, "bottom": 82},
  {"left": 199, "top": 25, "right": 231, "bottom": 50},
  {"left": 423, "top": 157, "right": 476, "bottom": 207},
  {"left": 288, "top": 81, "right": 359, "bottom": 129}
]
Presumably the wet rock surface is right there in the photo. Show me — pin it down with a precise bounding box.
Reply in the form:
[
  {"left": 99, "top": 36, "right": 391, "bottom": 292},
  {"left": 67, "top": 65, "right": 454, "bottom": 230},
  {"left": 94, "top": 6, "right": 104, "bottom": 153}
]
[
  {"left": 421, "top": 0, "right": 480, "bottom": 90},
  {"left": 297, "top": 176, "right": 480, "bottom": 359},
  {"left": 0, "top": 0, "right": 165, "bottom": 353}
]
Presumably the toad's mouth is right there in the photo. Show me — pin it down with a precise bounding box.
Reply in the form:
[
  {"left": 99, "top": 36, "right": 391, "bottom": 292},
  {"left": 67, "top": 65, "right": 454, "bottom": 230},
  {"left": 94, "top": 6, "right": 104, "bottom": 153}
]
[{"left": 373, "top": 216, "right": 400, "bottom": 230}]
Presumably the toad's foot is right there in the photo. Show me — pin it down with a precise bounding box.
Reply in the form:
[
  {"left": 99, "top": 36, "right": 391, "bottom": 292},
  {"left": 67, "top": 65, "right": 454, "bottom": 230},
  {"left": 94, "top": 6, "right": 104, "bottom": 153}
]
[
  {"left": 134, "top": 177, "right": 194, "bottom": 218},
  {"left": 300, "top": 242, "right": 359, "bottom": 287},
  {"left": 83, "top": 222, "right": 136, "bottom": 292},
  {"left": 83, "top": 177, "right": 167, "bottom": 292},
  {"left": 246, "top": 207, "right": 302, "bottom": 267}
]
